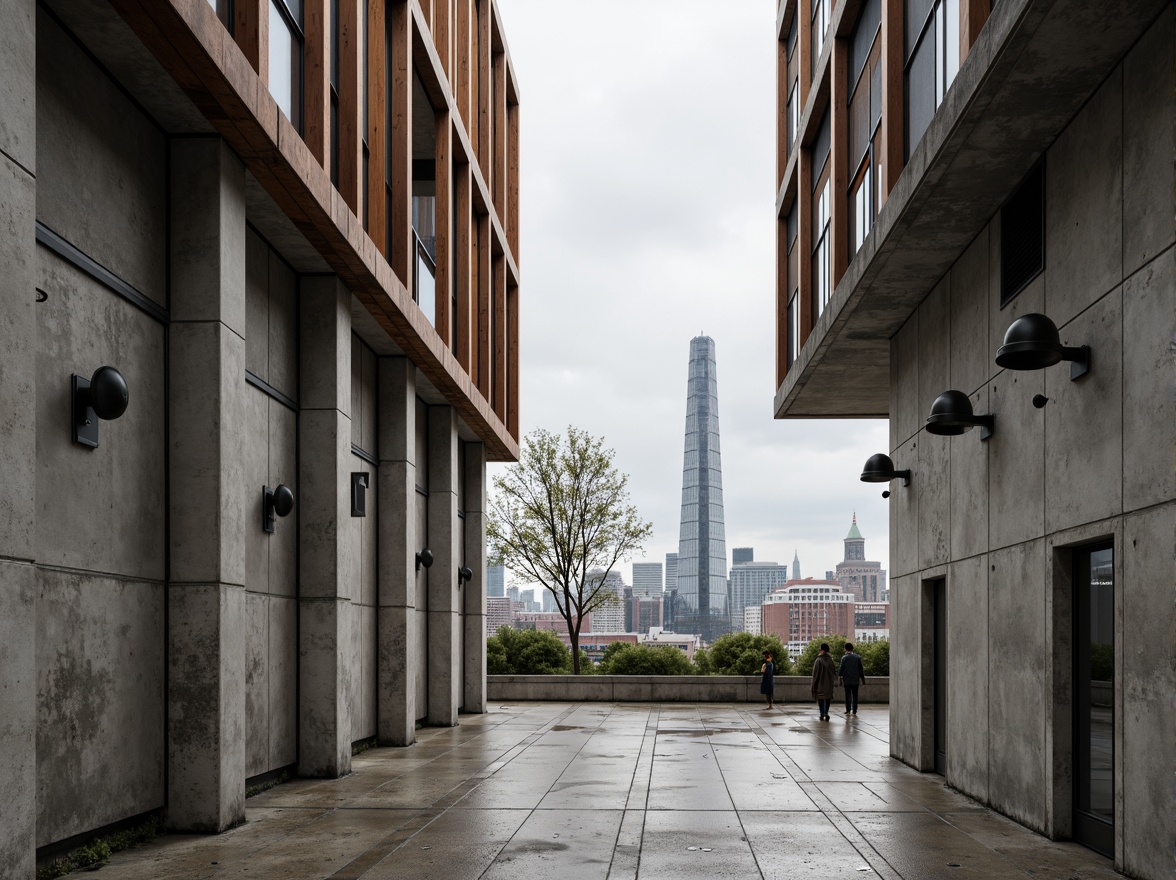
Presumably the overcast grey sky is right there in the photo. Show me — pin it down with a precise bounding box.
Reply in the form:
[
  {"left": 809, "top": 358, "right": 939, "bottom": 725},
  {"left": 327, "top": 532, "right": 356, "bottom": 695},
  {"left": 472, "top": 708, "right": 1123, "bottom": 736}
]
[{"left": 490, "top": 0, "right": 891, "bottom": 589}]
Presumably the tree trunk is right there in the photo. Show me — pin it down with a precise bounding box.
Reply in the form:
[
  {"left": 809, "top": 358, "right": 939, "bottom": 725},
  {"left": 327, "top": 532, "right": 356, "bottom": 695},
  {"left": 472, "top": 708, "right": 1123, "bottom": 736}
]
[{"left": 570, "top": 628, "right": 580, "bottom": 674}]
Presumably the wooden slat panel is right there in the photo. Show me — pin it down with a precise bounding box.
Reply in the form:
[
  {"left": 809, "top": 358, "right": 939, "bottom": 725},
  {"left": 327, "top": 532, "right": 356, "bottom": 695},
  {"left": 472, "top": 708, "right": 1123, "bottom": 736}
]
[
  {"left": 506, "top": 281, "right": 518, "bottom": 438},
  {"left": 455, "top": 0, "right": 470, "bottom": 135},
  {"left": 368, "top": 0, "right": 387, "bottom": 253},
  {"left": 507, "top": 100, "right": 518, "bottom": 259},
  {"left": 492, "top": 50, "right": 505, "bottom": 218},
  {"left": 777, "top": 36, "right": 787, "bottom": 188},
  {"left": 961, "top": 0, "right": 991, "bottom": 63},
  {"left": 491, "top": 252, "right": 506, "bottom": 419},
  {"left": 235, "top": 0, "right": 265, "bottom": 78},
  {"left": 389, "top": 0, "right": 413, "bottom": 283},
  {"left": 776, "top": 213, "right": 788, "bottom": 387},
  {"left": 304, "top": 0, "right": 329, "bottom": 165},
  {"left": 797, "top": 0, "right": 811, "bottom": 102},
  {"left": 455, "top": 159, "right": 472, "bottom": 370},
  {"left": 339, "top": 0, "right": 361, "bottom": 211},
  {"left": 434, "top": 111, "right": 452, "bottom": 347},
  {"left": 476, "top": 0, "right": 490, "bottom": 179},
  {"left": 476, "top": 212, "right": 491, "bottom": 398},
  {"left": 433, "top": 0, "right": 451, "bottom": 79},
  {"left": 880, "top": 0, "right": 903, "bottom": 201}
]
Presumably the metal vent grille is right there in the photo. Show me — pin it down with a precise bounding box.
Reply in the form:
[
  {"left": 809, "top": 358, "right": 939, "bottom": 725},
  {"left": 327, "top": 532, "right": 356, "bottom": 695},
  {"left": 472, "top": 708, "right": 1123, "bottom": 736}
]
[{"left": 1001, "top": 162, "right": 1045, "bottom": 306}]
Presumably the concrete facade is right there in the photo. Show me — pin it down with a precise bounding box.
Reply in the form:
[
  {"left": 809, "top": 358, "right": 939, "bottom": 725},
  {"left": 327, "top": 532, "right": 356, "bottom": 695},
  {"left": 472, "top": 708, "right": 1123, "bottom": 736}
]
[
  {"left": 774, "top": 1, "right": 1173, "bottom": 876},
  {"left": 2, "top": 0, "right": 520, "bottom": 873}
]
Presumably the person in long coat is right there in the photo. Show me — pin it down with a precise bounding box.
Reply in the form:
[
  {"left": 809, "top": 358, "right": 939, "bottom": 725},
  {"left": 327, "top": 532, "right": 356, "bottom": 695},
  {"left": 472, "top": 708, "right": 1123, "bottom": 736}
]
[
  {"left": 811, "top": 643, "right": 837, "bottom": 721},
  {"left": 760, "top": 651, "right": 776, "bottom": 710}
]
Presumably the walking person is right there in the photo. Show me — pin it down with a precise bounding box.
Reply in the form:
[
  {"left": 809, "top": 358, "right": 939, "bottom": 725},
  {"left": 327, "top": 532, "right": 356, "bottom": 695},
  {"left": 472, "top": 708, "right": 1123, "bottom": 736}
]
[
  {"left": 839, "top": 643, "right": 867, "bottom": 716},
  {"left": 760, "top": 651, "right": 776, "bottom": 710},
  {"left": 811, "top": 643, "right": 836, "bottom": 721}
]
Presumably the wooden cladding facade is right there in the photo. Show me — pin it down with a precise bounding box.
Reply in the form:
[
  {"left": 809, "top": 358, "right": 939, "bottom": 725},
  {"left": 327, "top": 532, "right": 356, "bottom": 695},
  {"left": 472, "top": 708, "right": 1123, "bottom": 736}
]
[
  {"left": 109, "top": 0, "right": 521, "bottom": 459},
  {"left": 774, "top": 0, "right": 990, "bottom": 388}
]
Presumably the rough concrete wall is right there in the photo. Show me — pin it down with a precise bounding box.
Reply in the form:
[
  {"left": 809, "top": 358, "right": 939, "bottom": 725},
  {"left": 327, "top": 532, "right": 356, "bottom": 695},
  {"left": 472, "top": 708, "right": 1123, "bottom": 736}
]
[
  {"left": 887, "top": 9, "right": 1175, "bottom": 873},
  {"left": 350, "top": 342, "right": 378, "bottom": 742},
  {"left": 0, "top": 2, "right": 38, "bottom": 873},
  {"left": 32, "top": 12, "right": 168, "bottom": 848},
  {"left": 35, "top": 9, "right": 165, "bottom": 305},
  {"left": 243, "top": 227, "right": 299, "bottom": 779}
]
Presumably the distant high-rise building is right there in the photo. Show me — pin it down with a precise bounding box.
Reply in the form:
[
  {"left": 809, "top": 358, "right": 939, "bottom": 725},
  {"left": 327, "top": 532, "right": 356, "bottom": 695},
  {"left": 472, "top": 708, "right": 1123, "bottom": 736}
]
[
  {"left": 732, "top": 547, "right": 754, "bottom": 565},
  {"left": 676, "top": 336, "right": 729, "bottom": 643},
  {"left": 664, "top": 552, "right": 678, "bottom": 592},
  {"left": 541, "top": 589, "right": 557, "bottom": 613},
  {"left": 761, "top": 580, "right": 854, "bottom": 659},
  {"left": 835, "top": 514, "right": 887, "bottom": 602},
  {"left": 487, "top": 563, "right": 506, "bottom": 598},
  {"left": 585, "top": 569, "right": 627, "bottom": 632},
  {"left": 487, "top": 597, "right": 513, "bottom": 635},
  {"left": 632, "top": 562, "right": 664, "bottom": 599},
  {"left": 728, "top": 561, "right": 792, "bottom": 631},
  {"left": 791, "top": 551, "right": 801, "bottom": 580}
]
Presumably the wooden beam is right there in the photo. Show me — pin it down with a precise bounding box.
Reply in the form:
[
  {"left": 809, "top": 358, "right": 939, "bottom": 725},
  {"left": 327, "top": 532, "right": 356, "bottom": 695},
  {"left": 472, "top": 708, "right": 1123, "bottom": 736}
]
[
  {"left": 389, "top": 0, "right": 413, "bottom": 284},
  {"left": 304, "top": 0, "right": 329, "bottom": 164},
  {"left": 961, "top": 0, "right": 991, "bottom": 63},
  {"left": 506, "top": 282, "right": 518, "bottom": 439},
  {"left": 475, "top": 212, "right": 491, "bottom": 398},
  {"left": 367, "top": 0, "right": 387, "bottom": 252},
  {"left": 491, "top": 252, "right": 505, "bottom": 420},
  {"left": 339, "top": 0, "right": 361, "bottom": 212},
  {"left": 455, "top": 158, "right": 472, "bottom": 370},
  {"left": 797, "top": 150, "right": 813, "bottom": 348},
  {"left": 492, "top": 49, "right": 505, "bottom": 218},
  {"left": 455, "top": 0, "right": 471, "bottom": 134},
  {"left": 433, "top": 0, "right": 451, "bottom": 80},
  {"left": 234, "top": 0, "right": 265, "bottom": 78},
  {"left": 507, "top": 100, "right": 518, "bottom": 259},
  {"left": 880, "top": 0, "right": 904, "bottom": 200},
  {"left": 434, "top": 111, "right": 452, "bottom": 348},
  {"left": 797, "top": 0, "right": 811, "bottom": 103},
  {"left": 476, "top": 0, "right": 490, "bottom": 179}
]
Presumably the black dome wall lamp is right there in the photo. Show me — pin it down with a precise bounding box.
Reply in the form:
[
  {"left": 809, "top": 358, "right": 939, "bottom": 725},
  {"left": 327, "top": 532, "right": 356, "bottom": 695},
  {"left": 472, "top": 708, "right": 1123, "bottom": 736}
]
[
  {"left": 995, "top": 312, "right": 1090, "bottom": 380},
  {"left": 860, "top": 453, "right": 911, "bottom": 497},
  {"left": 416, "top": 548, "right": 434, "bottom": 572},
  {"left": 73, "top": 366, "right": 129, "bottom": 448},
  {"left": 457, "top": 566, "right": 473, "bottom": 588},
  {"left": 263, "top": 484, "right": 295, "bottom": 533},
  {"left": 925, "top": 390, "right": 994, "bottom": 440}
]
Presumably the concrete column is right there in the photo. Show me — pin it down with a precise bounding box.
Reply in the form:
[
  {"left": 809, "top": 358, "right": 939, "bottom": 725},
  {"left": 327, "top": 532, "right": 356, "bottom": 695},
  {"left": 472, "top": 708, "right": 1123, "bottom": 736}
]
[
  {"left": 462, "top": 442, "right": 487, "bottom": 713},
  {"left": 427, "top": 406, "right": 460, "bottom": 726},
  {"left": 167, "top": 137, "right": 249, "bottom": 832},
  {"left": 0, "top": 2, "right": 37, "bottom": 870},
  {"left": 377, "top": 357, "right": 417, "bottom": 745},
  {"left": 298, "top": 276, "right": 354, "bottom": 777}
]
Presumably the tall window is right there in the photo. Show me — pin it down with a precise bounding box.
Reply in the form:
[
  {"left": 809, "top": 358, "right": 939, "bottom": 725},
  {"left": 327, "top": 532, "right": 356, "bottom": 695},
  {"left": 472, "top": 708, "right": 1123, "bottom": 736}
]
[
  {"left": 905, "top": 0, "right": 960, "bottom": 157},
  {"left": 269, "top": 0, "right": 303, "bottom": 132},
  {"left": 413, "top": 78, "right": 438, "bottom": 328},
  {"left": 361, "top": 0, "right": 369, "bottom": 229},
  {"left": 849, "top": 0, "right": 882, "bottom": 257},
  {"left": 811, "top": 0, "right": 831, "bottom": 77},
  {"left": 330, "top": 0, "right": 339, "bottom": 185},
  {"left": 785, "top": 13, "right": 799, "bottom": 156},
  {"left": 786, "top": 203, "right": 799, "bottom": 368},
  {"left": 811, "top": 109, "right": 832, "bottom": 318}
]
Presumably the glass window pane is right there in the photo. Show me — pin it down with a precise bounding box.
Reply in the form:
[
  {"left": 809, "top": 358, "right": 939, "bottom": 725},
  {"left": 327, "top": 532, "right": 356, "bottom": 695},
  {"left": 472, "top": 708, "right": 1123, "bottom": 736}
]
[
  {"left": 906, "top": 36, "right": 935, "bottom": 156},
  {"left": 269, "top": 3, "right": 295, "bottom": 122},
  {"left": 906, "top": 0, "right": 935, "bottom": 58},
  {"left": 416, "top": 245, "right": 436, "bottom": 327},
  {"left": 945, "top": 0, "right": 960, "bottom": 95}
]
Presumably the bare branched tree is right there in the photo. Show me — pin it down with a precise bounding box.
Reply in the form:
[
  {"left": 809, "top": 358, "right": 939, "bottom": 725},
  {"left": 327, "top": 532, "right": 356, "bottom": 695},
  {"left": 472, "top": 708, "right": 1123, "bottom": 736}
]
[{"left": 488, "top": 427, "right": 653, "bottom": 674}]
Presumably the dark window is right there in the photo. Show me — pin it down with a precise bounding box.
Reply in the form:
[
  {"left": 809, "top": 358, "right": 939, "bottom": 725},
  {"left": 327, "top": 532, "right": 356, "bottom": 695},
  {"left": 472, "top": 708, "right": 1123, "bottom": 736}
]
[
  {"left": 904, "top": 0, "right": 959, "bottom": 158},
  {"left": 1000, "top": 161, "right": 1045, "bottom": 306},
  {"left": 207, "top": 0, "right": 233, "bottom": 32},
  {"left": 361, "top": 0, "right": 370, "bottom": 229},
  {"left": 812, "top": 107, "right": 831, "bottom": 186},
  {"left": 269, "top": 0, "right": 304, "bottom": 132},
  {"left": 331, "top": 0, "right": 339, "bottom": 185},
  {"left": 786, "top": 10, "right": 798, "bottom": 60},
  {"left": 849, "top": 0, "right": 880, "bottom": 86},
  {"left": 811, "top": 0, "right": 830, "bottom": 77}
]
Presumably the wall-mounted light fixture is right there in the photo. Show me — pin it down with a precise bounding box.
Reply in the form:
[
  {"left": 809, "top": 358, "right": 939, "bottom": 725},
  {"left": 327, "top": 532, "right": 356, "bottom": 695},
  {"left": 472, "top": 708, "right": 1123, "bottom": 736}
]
[
  {"left": 73, "top": 366, "right": 129, "bottom": 448},
  {"left": 351, "top": 472, "right": 369, "bottom": 517},
  {"left": 926, "top": 390, "right": 994, "bottom": 440},
  {"left": 860, "top": 453, "right": 911, "bottom": 498},
  {"left": 995, "top": 312, "right": 1090, "bottom": 380},
  {"left": 263, "top": 484, "right": 295, "bottom": 533},
  {"left": 416, "top": 548, "right": 434, "bottom": 572},
  {"left": 458, "top": 566, "right": 473, "bottom": 588}
]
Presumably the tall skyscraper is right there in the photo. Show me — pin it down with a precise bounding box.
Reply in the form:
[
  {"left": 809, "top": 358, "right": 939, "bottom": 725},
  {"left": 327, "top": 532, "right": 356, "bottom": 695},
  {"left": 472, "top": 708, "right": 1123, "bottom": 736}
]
[
  {"left": 791, "top": 551, "right": 801, "bottom": 580},
  {"left": 676, "top": 335, "right": 729, "bottom": 642},
  {"left": 732, "top": 547, "right": 754, "bottom": 565},
  {"left": 487, "top": 563, "right": 506, "bottom": 598},
  {"left": 664, "top": 552, "right": 678, "bottom": 592},
  {"left": 632, "top": 562, "right": 664, "bottom": 599}
]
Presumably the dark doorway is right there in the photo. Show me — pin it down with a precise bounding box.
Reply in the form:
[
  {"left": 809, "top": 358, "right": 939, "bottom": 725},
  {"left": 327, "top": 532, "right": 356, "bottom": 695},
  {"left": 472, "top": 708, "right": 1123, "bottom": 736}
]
[
  {"left": 1073, "top": 543, "right": 1114, "bottom": 857},
  {"left": 931, "top": 578, "right": 947, "bottom": 775}
]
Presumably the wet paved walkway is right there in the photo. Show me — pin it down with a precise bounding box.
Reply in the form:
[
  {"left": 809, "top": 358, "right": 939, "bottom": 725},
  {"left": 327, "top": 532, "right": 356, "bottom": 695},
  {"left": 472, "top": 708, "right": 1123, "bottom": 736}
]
[{"left": 104, "top": 703, "right": 1119, "bottom": 879}]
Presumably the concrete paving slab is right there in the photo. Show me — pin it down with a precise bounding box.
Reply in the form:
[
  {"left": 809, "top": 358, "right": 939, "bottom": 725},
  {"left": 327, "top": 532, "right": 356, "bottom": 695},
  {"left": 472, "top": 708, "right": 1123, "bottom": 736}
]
[{"left": 96, "top": 704, "right": 1119, "bottom": 880}]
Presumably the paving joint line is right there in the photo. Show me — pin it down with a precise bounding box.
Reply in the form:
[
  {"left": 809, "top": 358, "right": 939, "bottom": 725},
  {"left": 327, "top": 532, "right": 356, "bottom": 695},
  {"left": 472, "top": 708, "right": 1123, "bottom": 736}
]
[{"left": 740, "top": 708, "right": 903, "bottom": 880}]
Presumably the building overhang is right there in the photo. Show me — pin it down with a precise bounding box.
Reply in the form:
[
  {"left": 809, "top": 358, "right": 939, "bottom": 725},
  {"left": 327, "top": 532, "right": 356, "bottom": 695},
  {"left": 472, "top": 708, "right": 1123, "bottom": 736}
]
[{"left": 774, "top": 0, "right": 1167, "bottom": 419}]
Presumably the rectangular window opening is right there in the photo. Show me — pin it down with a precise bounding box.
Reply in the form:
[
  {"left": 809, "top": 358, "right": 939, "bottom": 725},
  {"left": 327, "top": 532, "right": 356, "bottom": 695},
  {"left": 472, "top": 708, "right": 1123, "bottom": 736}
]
[{"left": 1000, "top": 160, "right": 1045, "bottom": 307}]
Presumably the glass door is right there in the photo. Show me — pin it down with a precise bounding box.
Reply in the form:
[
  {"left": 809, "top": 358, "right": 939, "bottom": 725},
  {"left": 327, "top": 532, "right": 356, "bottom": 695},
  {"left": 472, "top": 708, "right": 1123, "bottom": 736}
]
[{"left": 1074, "top": 543, "right": 1114, "bottom": 857}]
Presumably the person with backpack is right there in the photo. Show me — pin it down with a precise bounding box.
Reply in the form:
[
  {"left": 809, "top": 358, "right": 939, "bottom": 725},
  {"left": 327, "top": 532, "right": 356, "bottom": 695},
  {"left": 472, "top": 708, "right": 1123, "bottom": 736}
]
[{"left": 838, "top": 642, "right": 867, "bottom": 716}]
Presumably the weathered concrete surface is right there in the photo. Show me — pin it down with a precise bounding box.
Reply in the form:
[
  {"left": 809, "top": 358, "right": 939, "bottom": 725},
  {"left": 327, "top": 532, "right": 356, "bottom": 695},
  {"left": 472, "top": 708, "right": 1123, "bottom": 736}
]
[
  {"left": 99, "top": 703, "right": 1122, "bottom": 880},
  {"left": 775, "top": 0, "right": 1169, "bottom": 418},
  {"left": 487, "top": 675, "right": 890, "bottom": 704},
  {"left": 427, "top": 405, "right": 460, "bottom": 727},
  {"left": 462, "top": 441, "right": 488, "bottom": 714}
]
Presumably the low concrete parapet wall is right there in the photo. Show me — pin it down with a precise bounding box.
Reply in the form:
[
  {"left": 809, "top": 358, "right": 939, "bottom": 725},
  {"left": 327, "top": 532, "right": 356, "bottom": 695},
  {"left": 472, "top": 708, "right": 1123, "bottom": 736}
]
[{"left": 488, "top": 675, "right": 890, "bottom": 704}]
